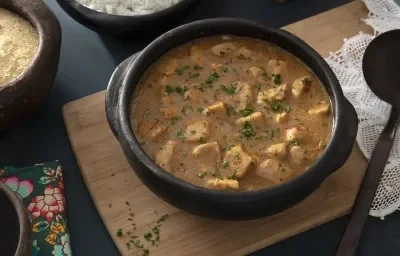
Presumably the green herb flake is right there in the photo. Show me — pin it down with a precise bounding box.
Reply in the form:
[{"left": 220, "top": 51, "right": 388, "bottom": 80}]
[
  {"left": 205, "top": 70, "right": 220, "bottom": 84},
  {"left": 282, "top": 168, "right": 286, "bottom": 173},
  {"left": 221, "top": 66, "right": 228, "bottom": 73},
  {"left": 221, "top": 83, "right": 237, "bottom": 95},
  {"left": 197, "top": 107, "right": 205, "bottom": 113},
  {"left": 198, "top": 172, "right": 207, "bottom": 178},
  {"left": 190, "top": 130, "right": 196, "bottom": 134},
  {"left": 240, "top": 104, "right": 254, "bottom": 117},
  {"left": 226, "top": 144, "right": 234, "bottom": 151},
  {"left": 199, "top": 137, "right": 207, "bottom": 144},
  {"left": 126, "top": 242, "right": 131, "bottom": 250},
  {"left": 175, "top": 65, "right": 190, "bottom": 75},
  {"left": 241, "top": 121, "right": 256, "bottom": 137},
  {"left": 177, "top": 130, "right": 185, "bottom": 141},
  {"left": 293, "top": 138, "right": 300, "bottom": 146},
  {"left": 194, "top": 64, "right": 203, "bottom": 70},
  {"left": 189, "top": 72, "right": 200, "bottom": 79},
  {"left": 223, "top": 160, "right": 229, "bottom": 168},
  {"left": 322, "top": 122, "right": 327, "bottom": 126},
  {"left": 144, "top": 232, "right": 153, "bottom": 241},
  {"left": 142, "top": 249, "right": 150, "bottom": 256},
  {"left": 254, "top": 84, "right": 262, "bottom": 91},
  {"left": 228, "top": 171, "right": 238, "bottom": 180},
  {"left": 301, "top": 76, "right": 312, "bottom": 86},
  {"left": 157, "top": 214, "right": 169, "bottom": 223},
  {"left": 272, "top": 73, "right": 281, "bottom": 85},
  {"left": 233, "top": 152, "right": 240, "bottom": 159},
  {"left": 220, "top": 51, "right": 225, "bottom": 55},
  {"left": 164, "top": 85, "right": 175, "bottom": 95},
  {"left": 271, "top": 100, "right": 283, "bottom": 112},
  {"left": 143, "top": 109, "right": 150, "bottom": 119},
  {"left": 116, "top": 228, "right": 123, "bottom": 237},
  {"left": 152, "top": 226, "right": 159, "bottom": 235}
]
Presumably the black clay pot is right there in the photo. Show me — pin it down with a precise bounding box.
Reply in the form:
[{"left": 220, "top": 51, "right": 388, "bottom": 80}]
[
  {"left": 0, "top": 0, "right": 62, "bottom": 132},
  {"left": 56, "top": 0, "right": 199, "bottom": 37},
  {"left": 106, "top": 18, "right": 358, "bottom": 220},
  {"left": 0, "top": 182, "right": 32, "bottom": 256}
]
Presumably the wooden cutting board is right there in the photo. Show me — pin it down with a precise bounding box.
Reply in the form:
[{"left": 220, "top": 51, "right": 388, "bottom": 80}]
[{"left": 63, "top": 2, "right": 371, "bottom": 255}]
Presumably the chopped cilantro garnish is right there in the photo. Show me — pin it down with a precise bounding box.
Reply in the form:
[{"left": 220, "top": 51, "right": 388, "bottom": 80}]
[
  {"left": 240, "top": 104, "right": 254, "bottom": 117},
  {"left": 199, "top": 137, "right": 207, "bottom": 144},
  {"left": 144, "top": 232, "right": 152, "bottom": 241},
  {"left": 226, "top": 144, "right": 234, "bottom": 151},
  {"left": 221, "top": 66, "right": 228, "bottom": 72},
  {"left": 152, "top": 226, "right": 159, "bottom": 234},
  {"left": 177, "top": 130, "right": 185, "bottom": 141},
  {"left": 221, "top": 83, "right": 237, "bottom": 94},
  {"left": 241, "top": 121, "right": 256, "bottom": 137},
  {"left": 222, "top": 160, "right": 229, "bottom": 168},
  {"left": 220, "top": 51, "right": 225, "bottom": 55},
  {"left": 254, "top": 84, "right": 262, "bottom": 90},
  {"left": 164, "top": 85, "right": 174, "bottom": 95},
  {"left": 197, "top": 107, "right": 205, "bottom": 113},
  {"left": 194, "top": 64, "right": 203, "bottom": 70},
  {"left": 205, "top": 70, "right": 220, "bottom": 84},
  {"left": 116, "top": 228, "right": 123, "bottom": 237},
  {"left": 175, "top": 65, "right": 190, "bottom": 75},
  {"left": 143, "top": 109, "right": 150, "bottom": 118},
  {"left": 272, "top": 73, "right": 281, "bottom": 84},
  {"left": 198, "top": 172, "right": 207, "bottom": 178},
  {"left": 157, "top": 214, "right": 169, "bottom": 223},
  {"left": 293, "top": 138, "right": 300, "bottom": 146},
  {"left": 228, "top": 171, "right": 238, "bottom": 180}
]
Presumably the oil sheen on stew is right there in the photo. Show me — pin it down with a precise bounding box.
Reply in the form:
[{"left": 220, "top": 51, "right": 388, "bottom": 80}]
[{"left": 131, "top": 36, "right": 332, "bottom": 191}]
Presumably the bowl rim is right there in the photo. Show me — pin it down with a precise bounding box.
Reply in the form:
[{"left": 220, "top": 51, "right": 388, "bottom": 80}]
[
  {"left": 117, "top": 18, "right": 352, "bottom": 199},
  {"left": 0, "top": 182, "right": 32, "bottom": 256},
  {"left": 0, "top": 1, "right": 45, "bottom": 90},
  {"left": 59, "top": 0, "right": 197, "bottom": 20}
]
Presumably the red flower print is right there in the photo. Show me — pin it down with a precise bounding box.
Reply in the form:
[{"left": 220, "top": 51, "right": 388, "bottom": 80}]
[{"left": 27, "top": 185, "right": 65, "bottom": 222}]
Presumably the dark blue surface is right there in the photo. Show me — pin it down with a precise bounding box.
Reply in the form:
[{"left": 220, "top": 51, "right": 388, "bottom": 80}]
[{"left": 1, "top": 0, "right": 400, "bottom": 255}]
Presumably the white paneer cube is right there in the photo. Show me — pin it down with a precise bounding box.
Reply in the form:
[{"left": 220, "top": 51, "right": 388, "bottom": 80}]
[
  {"left": 223, "top": 145, "right": 256, "bottom": 178},
  {"left": 138, "top": 119, "right": 168, "bottom": 141},
  {"left": 292, "top": 78, "right": 305, "bottom": 98},
  {"left": 185, "top": 121, "right": 210, "bottom": 142},
  {"left": 290, "top": 146, "right": 306, "bottom": 164},
  {"left": 193, "top": 142, "right": 222, "bottom": 172},
  {"left": 207, "top": 179, "right": 239, "bottom": 190},
  {"left": 257, "top": 84, "right": 287, "bottom": 105},
  {"left": 257, "top": 159, "right": 295, "bottom": 184},
  {"left": 285, "top": 127, "right": 303, "bottom": 142},
  {"left": 267, "top": 59, "right": 286, "bottom": 75},
  {"left": 276, "top": 112, "right": 288, "bottom": 123},
  {"left": 211, "top": 42, "right": 237, "bottom": 56},
  {"left": 266, "top": 143, "right": 288, "bottom": 158},
  {"left": 236, "top": 112, "right": 264, "bottom": 127},
  {"left": 155, "top": 140, "right": 176, "bottom": 172},
  {"left": 308, "top": 101, "right": 330, "bottom": 115},
  {"left": 237, "top": 82, "right": 253, "bottom": 108},
  {"left": 204, "top": 102, "right": 227, "bottom": 120}
]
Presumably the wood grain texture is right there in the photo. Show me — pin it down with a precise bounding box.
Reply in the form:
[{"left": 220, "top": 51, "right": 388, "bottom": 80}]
[{"left": 63, "top": 2, "right": 371, "bottom": 255}]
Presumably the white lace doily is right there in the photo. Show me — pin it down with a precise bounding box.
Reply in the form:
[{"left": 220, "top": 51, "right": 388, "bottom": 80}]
[{"left": 325, "top": 0, "right": 400, "bottom": 218}]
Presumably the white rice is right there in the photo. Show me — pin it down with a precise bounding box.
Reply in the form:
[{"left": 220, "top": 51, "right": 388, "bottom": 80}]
[{"left": 76, "top": 0, "right": 182, "bottom": 16}]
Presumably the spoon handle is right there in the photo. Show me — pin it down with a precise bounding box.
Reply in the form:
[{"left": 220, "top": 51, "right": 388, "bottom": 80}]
[{"left": 336, "top": 108, "right": 400, "bottom": 256}]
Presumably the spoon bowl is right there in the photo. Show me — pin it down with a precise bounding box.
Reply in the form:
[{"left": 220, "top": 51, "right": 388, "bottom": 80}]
[{"left": 363, "top": 30, "right": 400, "bottom": 107}]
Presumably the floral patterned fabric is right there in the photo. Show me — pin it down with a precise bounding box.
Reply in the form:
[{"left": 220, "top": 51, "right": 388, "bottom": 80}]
[{"left": 0, "top": 162, "right": 72, "bottom": 256}]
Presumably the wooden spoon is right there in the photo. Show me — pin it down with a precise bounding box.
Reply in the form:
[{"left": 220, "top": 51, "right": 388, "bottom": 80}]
[{"left": 336, "top": 30, "right": 400, "bottom": 256}]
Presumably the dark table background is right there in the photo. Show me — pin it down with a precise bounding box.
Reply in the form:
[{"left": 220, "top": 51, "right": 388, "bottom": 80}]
[{"left": 1, "top": 0, "right": 400, "bottom": 255}]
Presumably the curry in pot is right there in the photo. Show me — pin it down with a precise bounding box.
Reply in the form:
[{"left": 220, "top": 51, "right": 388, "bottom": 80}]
[{"left": 131, "top": 36, "right": 332, "bottom": 191}]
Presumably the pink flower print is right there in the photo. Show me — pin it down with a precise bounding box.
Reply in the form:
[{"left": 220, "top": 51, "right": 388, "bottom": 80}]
[
  {"left": 0, "top": 175, "right": 34, "bottom": 198},
  {"left": 27, "top": 185, "right": 65, "bottom": 222}
]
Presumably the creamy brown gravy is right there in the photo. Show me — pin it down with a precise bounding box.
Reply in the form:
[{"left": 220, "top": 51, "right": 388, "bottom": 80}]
[{"left": 131, "top": 36, "right": 332, "bottom": 191}]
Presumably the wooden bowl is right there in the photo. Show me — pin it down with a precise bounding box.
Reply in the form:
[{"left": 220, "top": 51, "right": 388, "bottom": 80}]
[
  {"left": 56, "top": 0, "right": 199, "bottom": 37},
  {"left": 0, "top": 182, "right": 32, "bottom": 256},
  {"left": 0, "top": 0, "right": 62, "bottom": 132}
]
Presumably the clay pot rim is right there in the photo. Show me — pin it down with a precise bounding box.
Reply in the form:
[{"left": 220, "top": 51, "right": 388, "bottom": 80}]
[
  {"left": 0, "top": 1, "right": 47, "bottom": 90},
  {"left": 0, "top": 182, "right": 32, "bottom": 256}
]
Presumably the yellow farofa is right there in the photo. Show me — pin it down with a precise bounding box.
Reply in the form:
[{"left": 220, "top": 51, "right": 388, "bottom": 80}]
[{"left": 0, "top": 8, "right": 39, "bottom": 86}]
